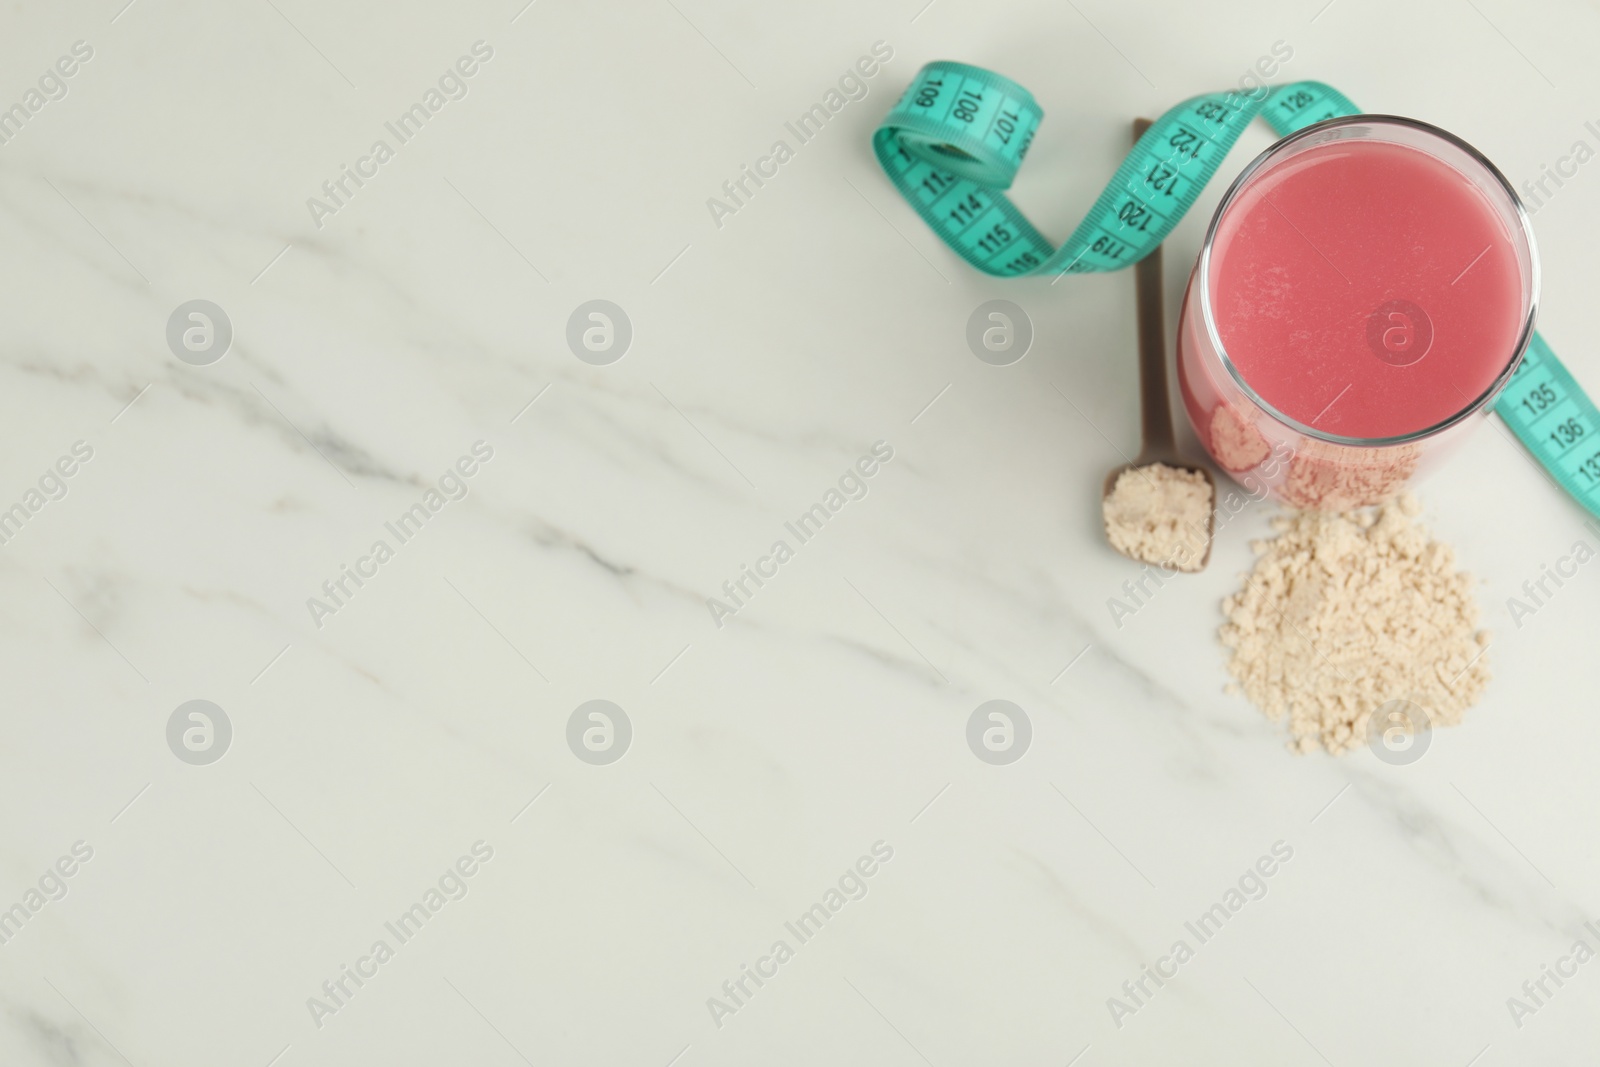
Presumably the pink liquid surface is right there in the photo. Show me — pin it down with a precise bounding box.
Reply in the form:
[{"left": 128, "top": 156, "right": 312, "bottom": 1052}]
[{"left": 1210, "top": 139, "right": 1524, "bottom": 439}]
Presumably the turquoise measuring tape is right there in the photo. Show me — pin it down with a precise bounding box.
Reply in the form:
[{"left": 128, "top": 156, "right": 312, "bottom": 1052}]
[
  {"left": 873, "top": 60, "right": 1600, "bottom": 520},
  {"left": 1497, "top": 333, "right": 1600, "bottom": 511}
]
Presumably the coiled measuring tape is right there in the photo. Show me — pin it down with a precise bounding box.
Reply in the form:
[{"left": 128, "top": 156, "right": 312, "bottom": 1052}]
[{"left": 873, "top": 60, "right": 1600, "bottom": 520}]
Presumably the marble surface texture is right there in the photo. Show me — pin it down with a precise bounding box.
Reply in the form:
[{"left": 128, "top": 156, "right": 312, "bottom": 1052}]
[{"left": 2, "top": 0, "right": 1599, "bottom": 1064}]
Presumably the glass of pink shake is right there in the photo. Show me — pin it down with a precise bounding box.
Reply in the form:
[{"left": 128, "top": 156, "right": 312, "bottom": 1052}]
[{"left": 1176, "top": 115, "right": 1538, "bottom": 509}]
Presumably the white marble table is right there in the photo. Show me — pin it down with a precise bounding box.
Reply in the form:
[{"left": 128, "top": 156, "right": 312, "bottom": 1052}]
[{"left": 2, "top": 0, "right": 1598, "bottom": 1063}]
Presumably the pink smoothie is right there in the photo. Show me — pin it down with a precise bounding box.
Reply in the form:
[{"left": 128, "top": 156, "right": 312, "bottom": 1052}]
[{"left": 1209, "top": 139, "right": 1524, "bottom": 439}]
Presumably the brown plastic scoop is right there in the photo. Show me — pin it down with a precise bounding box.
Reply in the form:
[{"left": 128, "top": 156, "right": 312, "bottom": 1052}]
[{"left": 1100, "top": 119, "right": 1216, "bottom": 573}]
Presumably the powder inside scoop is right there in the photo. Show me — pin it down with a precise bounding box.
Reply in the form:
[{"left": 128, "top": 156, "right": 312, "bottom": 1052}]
[{"left": 1103, "top": 463, "right": 1214, "bottom": 572}]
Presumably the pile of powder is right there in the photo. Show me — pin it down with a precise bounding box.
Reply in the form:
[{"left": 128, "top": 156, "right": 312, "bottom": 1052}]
[
  {"left": 1103, "top": 463, "right": 1214, "bottom": 572},
  {"left": 1220, "top": 495, "right": 1491, "bottom": 754}
]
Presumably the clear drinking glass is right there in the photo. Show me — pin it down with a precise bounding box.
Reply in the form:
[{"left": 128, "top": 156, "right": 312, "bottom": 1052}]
[{"left": 1175, "top": 115, "right": 1539, "bottom": 510}]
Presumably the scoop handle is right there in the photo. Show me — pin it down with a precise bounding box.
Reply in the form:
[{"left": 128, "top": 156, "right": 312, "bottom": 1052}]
[{"left": 1132, "top": 118, "right": 1176, "bottom": 459}]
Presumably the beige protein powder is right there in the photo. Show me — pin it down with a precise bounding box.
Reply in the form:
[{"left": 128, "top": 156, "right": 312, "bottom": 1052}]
[
  {"left": 1103, "top": 463, "right": 1214, "bottom": 572},
  {"left": 1220, "top": 495, "right": 1491, "bottom": 754}
]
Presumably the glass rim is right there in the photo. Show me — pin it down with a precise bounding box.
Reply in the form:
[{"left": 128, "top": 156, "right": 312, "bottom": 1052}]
[{"left": 1195, "top": 113, "right": 1541, "bottom": 449}]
